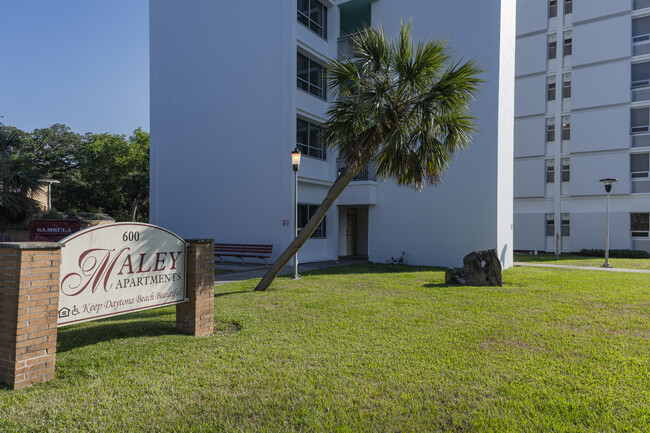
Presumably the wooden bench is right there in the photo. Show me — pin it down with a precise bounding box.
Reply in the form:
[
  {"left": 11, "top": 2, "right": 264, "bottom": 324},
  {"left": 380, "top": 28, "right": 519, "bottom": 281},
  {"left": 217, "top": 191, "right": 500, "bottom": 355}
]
[{"left": 214, "top": 243, "right": 273, "bottom": 265}]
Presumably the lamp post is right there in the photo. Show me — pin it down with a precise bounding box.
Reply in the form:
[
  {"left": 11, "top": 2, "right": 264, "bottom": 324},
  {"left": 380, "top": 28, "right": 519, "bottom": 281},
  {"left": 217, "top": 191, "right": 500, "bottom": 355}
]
[
  {"left": 291, "top": 148, "right": 301, "bottom": 279},
  {"left": 599, "top": 178, "right": 618, "bottom": 268}
]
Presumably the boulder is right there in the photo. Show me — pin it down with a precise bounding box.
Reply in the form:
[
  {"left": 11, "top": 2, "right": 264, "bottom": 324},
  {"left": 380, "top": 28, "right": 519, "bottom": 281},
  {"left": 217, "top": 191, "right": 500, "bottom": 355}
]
[{"left": 445, "top": 249, "right": 503, "bottom": 287}]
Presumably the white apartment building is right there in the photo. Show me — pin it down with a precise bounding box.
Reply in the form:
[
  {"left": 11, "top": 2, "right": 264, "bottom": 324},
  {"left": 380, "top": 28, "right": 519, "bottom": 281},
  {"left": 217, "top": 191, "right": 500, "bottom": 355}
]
[
  {"left": 149, "top": 0, "right": 515, "bottom": 268},
  {"left": 515, "top": 0, "right": 650, "bottom": 253}
]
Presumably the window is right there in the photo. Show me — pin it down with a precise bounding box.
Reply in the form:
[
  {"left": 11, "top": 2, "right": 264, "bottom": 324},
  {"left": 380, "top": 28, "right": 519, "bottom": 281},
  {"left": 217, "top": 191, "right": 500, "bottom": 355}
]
[
  {"left": 633, "top": 16, "right": 650, "bottom": 43},
  {"left": 546, "top": 119, "right": 555, "bottom": 142},
  {"left": 298, "top": 204, "right": 326, "bottom": 238},
  {"left": 631, "top": 213, "right": 650, "bottom": 237},
  {"left": 563, "top": 36, "right": 572, "bottom": 56},
  {"left": 562, "top": 158, "right": 570, "bottom": 182},
  {"left": 297, "top": 0, "right": 327, "bottom": 38},
  {"left": 564, "top": 0, "right": 572, "bottom": 14},
  {"left": 631, "top": 108, "right": 650, "bottom": 133},
  {"left": 546, "top": 161, "right": 555, "bottom": 183},
  {"left": 631, "top": 153, "right": 649, "bottom": 178},
  {"left": 549, "top": 0, "right": 557, "bottom": 18},
  {"left": 546, "top": 215, "right": 555, "bottom": 237},
  {"left": 562, "top": 117, "right": 570, "bottom": 140},
  {"left": 561, "top": 214, "right": 570, "bottom": 236},
  {"left": 297, "top": 118, "right": 325, "bottom": 160},
  {"left": 297, "top": 53, "right": 325, "bottom": 99},
  {"left": 562, "top": 74, "right": 571, "bottom": 98},
  {"left": 632, "top": 62, "right": 650, "bottom": 88},
  {"left": 548, "top": 40, "right": 557, "bottom": 60},
  {"left": 547, "top": 77, "right": 556, "bottom": 101}
]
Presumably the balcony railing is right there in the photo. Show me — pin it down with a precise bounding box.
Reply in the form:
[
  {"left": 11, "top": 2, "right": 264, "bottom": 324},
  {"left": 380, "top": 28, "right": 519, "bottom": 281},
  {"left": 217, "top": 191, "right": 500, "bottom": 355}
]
[
  {"left": 632, "top": 178, "right": 650, "bottom": 193},
  {"left": 632, "top": 85, "right": 650, "bottom": 102},
  {"left": 337, "top": 32, "right": 363, "bottom": 59},
  {"left": 633, "top": 35, "right": 650, "bottom": 56},
  {"left": 337, "top": 158, "right": 376, "bottom": 181},
  {"left": 634, "top": 0, "right": 650, "bottom": 10},
  {"left": 632, "top": 132, "right": 650, "bottom": 148}
]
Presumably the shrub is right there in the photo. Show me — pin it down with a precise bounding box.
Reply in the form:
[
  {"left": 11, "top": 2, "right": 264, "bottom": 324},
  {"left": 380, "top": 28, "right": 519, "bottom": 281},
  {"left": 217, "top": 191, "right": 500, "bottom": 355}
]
[{"left": 578, "top": 249, "right": 650, "bottom": 259}]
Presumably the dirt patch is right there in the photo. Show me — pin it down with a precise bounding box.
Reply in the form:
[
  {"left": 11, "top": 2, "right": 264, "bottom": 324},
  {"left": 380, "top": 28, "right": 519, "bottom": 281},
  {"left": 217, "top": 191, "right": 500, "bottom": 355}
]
[{"left": 214, "top": 320, "right": 242, "bottom": 333}]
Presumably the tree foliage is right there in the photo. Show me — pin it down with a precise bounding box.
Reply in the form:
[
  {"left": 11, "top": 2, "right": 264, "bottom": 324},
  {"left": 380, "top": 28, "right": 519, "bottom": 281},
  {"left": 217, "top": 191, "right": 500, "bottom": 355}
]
[
  {"left": 0, "top": 127, "right": 43, "bottom": 227},
  {"left": 0, "top": 124, "right": 149, "bottom": 227},
  {"left": 255, "top": 23, "right": 482, "bottom": 291}
]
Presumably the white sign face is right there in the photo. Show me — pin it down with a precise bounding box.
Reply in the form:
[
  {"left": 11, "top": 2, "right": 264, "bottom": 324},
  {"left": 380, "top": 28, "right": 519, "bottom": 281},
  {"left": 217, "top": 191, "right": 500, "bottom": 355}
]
[{"left": 58, "top": 223, "right": 186, "bottom": 327}]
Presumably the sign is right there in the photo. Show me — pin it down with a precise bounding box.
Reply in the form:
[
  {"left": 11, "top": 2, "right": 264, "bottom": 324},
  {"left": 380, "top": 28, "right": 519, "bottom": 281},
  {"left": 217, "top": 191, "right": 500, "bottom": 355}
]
[
  {"left": 58, "top": 223, "right": 186, "bottom": 326},
  {"left": 30, "top": 219, "right": 81, "bottom": 242}
]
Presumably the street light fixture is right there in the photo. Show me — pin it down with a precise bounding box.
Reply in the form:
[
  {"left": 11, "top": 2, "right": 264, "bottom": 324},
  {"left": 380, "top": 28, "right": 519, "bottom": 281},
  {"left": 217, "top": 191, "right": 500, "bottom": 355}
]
[
  {"left": 291, "top": 148, "right": 301, "bottom": 279},
  {"left": 599, "top": 178, "right": 618, "bottom": 268}
]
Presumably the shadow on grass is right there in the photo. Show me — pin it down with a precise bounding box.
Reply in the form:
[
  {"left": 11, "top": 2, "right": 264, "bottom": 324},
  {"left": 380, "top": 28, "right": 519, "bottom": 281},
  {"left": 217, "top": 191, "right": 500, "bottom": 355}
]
[
  {"left": 214, "top": 290, "right": 250, "bottom": 298},
  {"left": 303, "top": 263, "right": 443, "bottom": 277},
  {"left": 513, "top": 254, "right": 597, "bottom": 263},
  {"left": 57, "top": 315, "right": 178, "bottom": 353},
  {"left": 423, "top": 282, "right": 453, "bottom": 288},
  {"left": 0, "top": 382, "right": 11, "bottom": 391}
]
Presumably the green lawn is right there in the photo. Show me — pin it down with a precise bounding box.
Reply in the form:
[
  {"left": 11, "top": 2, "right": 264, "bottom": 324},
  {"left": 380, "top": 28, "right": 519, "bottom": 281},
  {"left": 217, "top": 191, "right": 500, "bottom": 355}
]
[
  {"left": 514, "top": 253, "right": 650, "bottom": 270},
  {"left": 2, "top": 264, "right": 650, "bottom": 432}
]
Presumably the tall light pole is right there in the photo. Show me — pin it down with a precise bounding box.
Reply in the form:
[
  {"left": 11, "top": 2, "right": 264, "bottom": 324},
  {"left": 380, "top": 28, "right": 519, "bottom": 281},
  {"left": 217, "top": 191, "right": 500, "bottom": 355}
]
[
  {"left": 291, "top": 148, "right": 301, "bottom": 279},
  {"left": 599, "top": 178, "right": 618, "bottom": 268}
]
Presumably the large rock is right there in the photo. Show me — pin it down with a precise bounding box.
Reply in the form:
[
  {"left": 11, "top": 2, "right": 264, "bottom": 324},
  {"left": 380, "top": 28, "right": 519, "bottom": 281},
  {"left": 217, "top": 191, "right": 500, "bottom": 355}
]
[{"left": 445, "top": 249, "right": 503, "bottom": 287}]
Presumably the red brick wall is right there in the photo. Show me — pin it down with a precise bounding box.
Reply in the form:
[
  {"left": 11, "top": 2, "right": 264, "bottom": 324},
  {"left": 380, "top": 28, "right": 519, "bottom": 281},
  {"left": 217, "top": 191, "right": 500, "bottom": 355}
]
[
  {"left": 176, "top": 240, "right": 214, "bottom": 336},
  {"left": 0, "top": 244, "right": 61, "bottom": 390}
]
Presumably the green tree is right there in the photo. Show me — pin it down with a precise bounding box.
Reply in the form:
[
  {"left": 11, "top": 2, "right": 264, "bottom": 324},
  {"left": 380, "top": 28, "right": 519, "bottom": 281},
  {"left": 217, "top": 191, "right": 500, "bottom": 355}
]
[
  {"left": 122, "top": 128, "right": 150, "bottom": 221},
  {"left": 21, "top": 124, "right": 84, "bottom": 212},
  {"left": 0, "top": 127, "right": 43, "bottom": 228},
  {"left": 76, "top": 128, "right": 149, "bottom": 221},
  {"left": 255, "top": 24, "right": 482, "bottom": 291}
]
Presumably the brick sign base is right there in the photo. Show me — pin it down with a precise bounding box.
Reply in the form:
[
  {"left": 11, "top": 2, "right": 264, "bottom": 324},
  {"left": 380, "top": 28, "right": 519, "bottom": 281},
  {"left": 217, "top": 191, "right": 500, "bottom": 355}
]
[{"left": 0, "top": 238, "right": 214, "bottom": 390}]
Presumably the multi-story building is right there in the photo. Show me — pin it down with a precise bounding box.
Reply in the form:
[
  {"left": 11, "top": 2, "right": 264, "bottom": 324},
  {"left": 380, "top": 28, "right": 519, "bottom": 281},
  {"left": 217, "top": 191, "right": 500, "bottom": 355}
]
[
  {"left": 515, "top": 0, "right": 650, "bottom": 254},
  {"left": 149, "top": 0, "right": 515, "bottom": 268}
]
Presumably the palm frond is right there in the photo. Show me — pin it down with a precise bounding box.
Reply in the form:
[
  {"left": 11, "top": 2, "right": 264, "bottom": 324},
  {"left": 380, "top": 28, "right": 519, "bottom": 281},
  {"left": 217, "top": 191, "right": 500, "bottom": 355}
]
[{"left": 322, "top": 21, "right": 482, "bottom": 190}]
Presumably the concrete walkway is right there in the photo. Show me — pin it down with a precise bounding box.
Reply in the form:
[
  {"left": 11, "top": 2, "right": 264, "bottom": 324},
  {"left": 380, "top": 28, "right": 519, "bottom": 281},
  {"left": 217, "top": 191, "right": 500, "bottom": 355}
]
[
  {"left": 214, "top": 258, "right": 368, "bottom": 285},
  {"left": 514, "top": 262, "right": 650, "bottom": 274}
]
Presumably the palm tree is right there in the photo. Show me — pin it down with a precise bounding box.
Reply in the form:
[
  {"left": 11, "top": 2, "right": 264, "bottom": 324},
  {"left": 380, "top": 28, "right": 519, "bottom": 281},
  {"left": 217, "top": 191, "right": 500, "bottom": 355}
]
[
  {"left": 0, "top": 127, "right": 43, "bottom": 228},
  {"left": 255, "top": 23, "right": 482, "bottom": 292}
]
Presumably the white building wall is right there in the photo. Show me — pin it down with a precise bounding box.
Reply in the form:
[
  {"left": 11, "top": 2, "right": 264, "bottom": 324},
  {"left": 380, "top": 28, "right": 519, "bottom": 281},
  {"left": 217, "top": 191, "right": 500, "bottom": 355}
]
[
  {"left": 514, "top": 117, "right": 546, "bottom": 157},
  {"left": 515, "top": 0, "right": 650, "bottom": 254},
  {"left": 150, "top": 1, "right": 294, "bottom": 251},
  {"left": 572, "top": 15, "right": 630, "bottom": 66},
  {"left": 571, "top": 107, "right": 630, "bottom": 153},
  {"left": 515, "top": 75, "right": 546, "bottom": 117},
  {"left": 514, "top": 159, "right": 545, "bottom": 197},
  {"left": 572, "top": 0, "right": 630, "bottom": 23},
  {"left": 572, "top": 62, "right": 630, "bottom": 109},
  {"left": 368, "top": 0, "right": 515, "bottom": 267},
  {"left": 151, "top": 0, "right": 515, "bottom": 268},
  {"left": 513, "top": 212, "right": 545, "bottom": 251},
  {"left": 516, "top": 0, "right": 546, "bottom": 34},
  {"left": 571, "top": 153, "right": 630, "bottom": 196},
  {"left": 515, "top": 35, "right": 547, "bottom": 76}
]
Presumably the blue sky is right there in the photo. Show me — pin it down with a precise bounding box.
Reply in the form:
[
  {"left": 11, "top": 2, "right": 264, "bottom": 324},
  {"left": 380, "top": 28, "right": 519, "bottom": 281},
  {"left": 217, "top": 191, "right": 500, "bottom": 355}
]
[{"left": 0, "top": 0, "right": 149, "bottom": 136}]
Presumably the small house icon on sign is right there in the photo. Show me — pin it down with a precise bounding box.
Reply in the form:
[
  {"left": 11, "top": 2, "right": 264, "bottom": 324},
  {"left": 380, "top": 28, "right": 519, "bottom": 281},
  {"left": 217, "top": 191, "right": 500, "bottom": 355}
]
[{"left": 58, "top": 307, "right": 70, "bottom": 318}]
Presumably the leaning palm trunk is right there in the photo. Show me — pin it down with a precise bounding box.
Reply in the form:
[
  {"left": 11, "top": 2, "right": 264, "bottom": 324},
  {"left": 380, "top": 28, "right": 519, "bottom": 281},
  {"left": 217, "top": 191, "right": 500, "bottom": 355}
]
[
  {"left": 254, "top": 23, "right": 481, "bottom": 292},
  {"left": 254, "top": 157, "right": 368, "bottom": 292}
]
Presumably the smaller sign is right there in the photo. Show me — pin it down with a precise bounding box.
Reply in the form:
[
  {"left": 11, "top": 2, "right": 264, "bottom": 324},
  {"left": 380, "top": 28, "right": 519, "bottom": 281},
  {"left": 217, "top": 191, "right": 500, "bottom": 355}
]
[
  {"left": 30, "top": 219, "right": 81, "bottom": 242},
  {"left": 58, "top": 223, "right": 186, "bottom": 326}
]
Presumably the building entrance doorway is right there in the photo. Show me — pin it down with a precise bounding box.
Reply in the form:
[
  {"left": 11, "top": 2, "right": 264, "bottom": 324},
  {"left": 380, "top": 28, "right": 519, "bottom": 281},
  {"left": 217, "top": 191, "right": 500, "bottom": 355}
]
[{"left": 338, "top": 206, "right": 368, "bottom": 259}]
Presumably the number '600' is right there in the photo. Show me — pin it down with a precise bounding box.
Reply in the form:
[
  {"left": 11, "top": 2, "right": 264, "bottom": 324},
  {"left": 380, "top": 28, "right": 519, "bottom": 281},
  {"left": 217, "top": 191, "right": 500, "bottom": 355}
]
[{"left": 123, "top": 231, "right": 140, "bottom": 242}]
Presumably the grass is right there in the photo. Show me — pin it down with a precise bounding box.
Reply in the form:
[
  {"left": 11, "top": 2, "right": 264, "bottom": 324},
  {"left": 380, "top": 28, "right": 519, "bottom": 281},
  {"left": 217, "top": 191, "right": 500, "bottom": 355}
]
[
  {"left": 2, "top": 264, "right": 650, "bottom": 432},
  {"left": 514, "top": 253, "right": 650, "bottom": 270}
]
